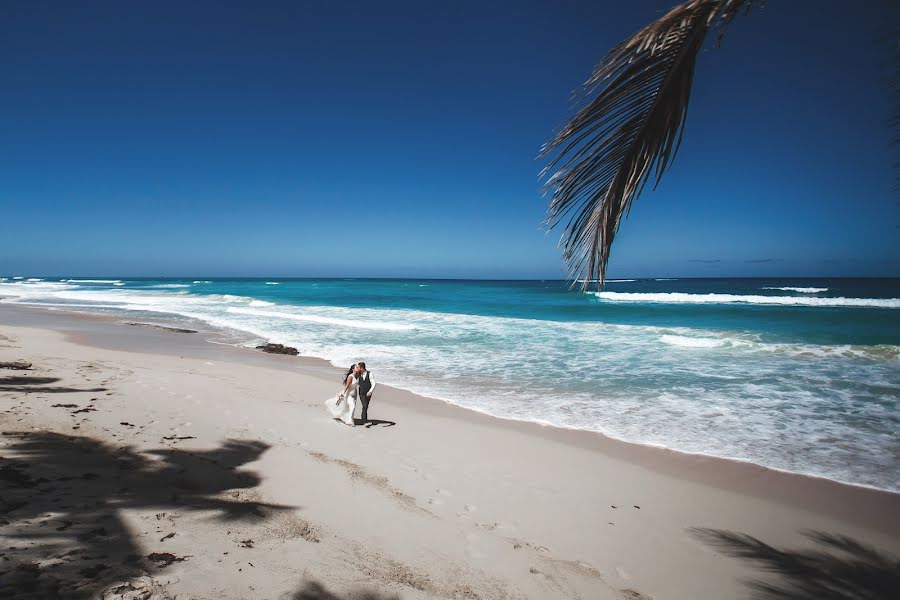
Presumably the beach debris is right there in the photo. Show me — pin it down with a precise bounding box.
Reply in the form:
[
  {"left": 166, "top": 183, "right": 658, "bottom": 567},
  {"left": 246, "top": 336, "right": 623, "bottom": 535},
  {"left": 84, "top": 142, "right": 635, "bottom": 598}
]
[
  {"left": 55, "top": 520, "right": 73, "bottom": 531},
  {"left": 120, "top": 422, "right": 135, "bottom": 427},
  {"left": 633, "top": 505, "right": 640, "bottom": 509},
  {"left": 161, "top": 435, "right": 195, "bottom": 441},
  {"left": 611, "top": 505, "right": 617, "bottom": 509},
  {"left": 100, "top": 576, "right": 174, "bottom": 600},
  {"left": 296, "top": 520, "right": 320, "bottom": 543},
  {"left": 0, "top": 361, "right": 31, "bottom": 370},
  {"left": 73, "top": 407, "right": 97, "bottom": 414},
  {"left": 51, "top": 403, "right": 79, "bottom": 408},
  {"left": 146, "top": 552, "right": 188, "bottom": 567},
  {"left": 239, "top": 539, "right": 254, "bottom": 548},
  {"left": 255, "top": 343, "right": 299, "bottom": 355},
  {"left": 124, "top": 322, "right": 197, "bottom": 334},
  {"left": 160, "top": 533, "right": 175, "bottom": 542}
]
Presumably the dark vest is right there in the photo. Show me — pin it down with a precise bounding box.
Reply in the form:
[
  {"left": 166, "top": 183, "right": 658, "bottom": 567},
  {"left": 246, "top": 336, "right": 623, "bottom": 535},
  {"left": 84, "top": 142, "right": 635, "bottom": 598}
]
[{"left": 358, "top": 372, "right": 372, "bottom": 395}]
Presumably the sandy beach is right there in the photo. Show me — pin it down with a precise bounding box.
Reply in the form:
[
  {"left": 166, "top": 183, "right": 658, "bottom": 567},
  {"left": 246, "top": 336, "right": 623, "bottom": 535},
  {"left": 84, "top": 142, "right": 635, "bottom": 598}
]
[{"left": 0, "top": 304, "right": 897, "bottom": 600}]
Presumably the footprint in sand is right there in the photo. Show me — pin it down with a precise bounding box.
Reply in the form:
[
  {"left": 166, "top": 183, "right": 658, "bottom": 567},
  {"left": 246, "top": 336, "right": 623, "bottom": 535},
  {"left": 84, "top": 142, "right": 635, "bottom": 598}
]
[
  {"left": 428, "top": 488, "right": 453, "bottom": 506},
  {"left": 464, "top": 531, "right": 487, "bottom": 560},
  {"left": 615, "top": 566, "right": 630, "bottom": 581}
]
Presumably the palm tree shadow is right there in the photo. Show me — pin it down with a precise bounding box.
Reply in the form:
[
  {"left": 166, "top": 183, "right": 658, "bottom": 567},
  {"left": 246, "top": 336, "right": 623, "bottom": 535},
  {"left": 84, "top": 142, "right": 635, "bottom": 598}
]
[
  {"left": 690, "top": 527, "right": 900, "bottom": 600},
  {"left": 284, "top": 580, "right": 399, "bottom": 600},
  {"left": 0, "top": 431, "right": 292, "bottom": 599},
  {"left": 0, "top": 377, "right": 61, "bottom": 386},
  {"left": 0, "top": 376, "right": 107, "bottom": 394}
]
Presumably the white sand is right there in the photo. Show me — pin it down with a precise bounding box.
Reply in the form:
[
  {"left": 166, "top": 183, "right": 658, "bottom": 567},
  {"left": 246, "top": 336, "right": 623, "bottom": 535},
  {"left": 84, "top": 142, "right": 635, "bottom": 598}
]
[{"left": 0, "top": 306, "right": 897, "bottom": 599}]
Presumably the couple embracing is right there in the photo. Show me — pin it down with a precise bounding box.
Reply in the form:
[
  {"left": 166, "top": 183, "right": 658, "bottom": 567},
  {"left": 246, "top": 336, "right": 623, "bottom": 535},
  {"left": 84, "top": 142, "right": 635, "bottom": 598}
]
[{"left": 326, "top": 362, "right": 376, "bottom": 427}]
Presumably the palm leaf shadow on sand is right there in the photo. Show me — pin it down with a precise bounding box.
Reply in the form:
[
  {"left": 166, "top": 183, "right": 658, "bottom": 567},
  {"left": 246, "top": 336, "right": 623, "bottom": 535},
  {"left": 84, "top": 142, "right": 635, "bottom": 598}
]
[
  {"left": 0, "top": 376, "right": 107, "bottom": 394},
  {"left": 285, "top": 580, "right": 399, "bottom": 600},
  {"left": 0, "top": 431, "right": 292, "bottom": 599},
  {"left": 690, "top": 527, "right": 900, "bottom": 600}
]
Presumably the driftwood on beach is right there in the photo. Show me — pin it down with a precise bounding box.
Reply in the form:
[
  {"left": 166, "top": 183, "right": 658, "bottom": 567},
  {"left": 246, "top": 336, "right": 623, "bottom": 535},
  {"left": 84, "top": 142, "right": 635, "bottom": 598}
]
[
  {"left": 123, "top": 322, "right": 198, "bottom": 334},
  {"left": 0, "top": 360, "right": 31, "bottom": 370}
]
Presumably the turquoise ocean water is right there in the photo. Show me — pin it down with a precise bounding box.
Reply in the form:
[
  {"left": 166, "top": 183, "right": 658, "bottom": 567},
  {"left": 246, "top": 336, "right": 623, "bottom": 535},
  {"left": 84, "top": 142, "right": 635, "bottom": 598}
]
[{"left": 1, "top": 276, "right": 898, "bottom": 491}]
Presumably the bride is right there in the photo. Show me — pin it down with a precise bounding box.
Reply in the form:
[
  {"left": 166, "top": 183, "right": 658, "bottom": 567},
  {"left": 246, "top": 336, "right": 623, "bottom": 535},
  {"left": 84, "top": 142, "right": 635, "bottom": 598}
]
[{"left": 326, "top": 364, "right": 359, "bottom": 426}]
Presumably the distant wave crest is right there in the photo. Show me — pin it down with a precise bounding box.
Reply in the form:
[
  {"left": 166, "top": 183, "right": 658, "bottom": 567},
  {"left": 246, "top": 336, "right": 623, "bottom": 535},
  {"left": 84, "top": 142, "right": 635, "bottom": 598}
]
[
  {"left": 61, "top": 279, "right": 123, "bottom": 284},
  {"left": 591, "top": 291, "right": 900, "bottom": 309},
  {"left": 762, "top": 286, "right": 828, "bottom": 293}
]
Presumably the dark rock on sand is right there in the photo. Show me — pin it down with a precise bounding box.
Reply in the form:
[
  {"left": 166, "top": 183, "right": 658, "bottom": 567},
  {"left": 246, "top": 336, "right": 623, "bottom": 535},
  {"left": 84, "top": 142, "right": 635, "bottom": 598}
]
[
  {"left": 255, "top": 343, "right": 299, "bottom": 356},
  {"left": 0, "top": 361, "right": 31, "bottom": 370}
]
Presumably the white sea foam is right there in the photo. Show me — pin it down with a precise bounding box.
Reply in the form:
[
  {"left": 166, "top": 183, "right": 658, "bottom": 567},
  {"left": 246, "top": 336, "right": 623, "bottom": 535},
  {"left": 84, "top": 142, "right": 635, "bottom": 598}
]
[
  {"left": 606, "top": 279, "right": 637, "bottom": 282},
  {"left": 225, "top": 306, "right": 416, "bottom": 331},
  {"left": 207, "top": 294, "right": 273, "bottom": 305},
  {"left": 591, "top": 291, "right": 900, "bottom": 309},
  {"left": 150, "top": 284, "right": 191, "bottom": 289},
  {"left": 763, "top": 286, "right": 829, "bottom": 293},
  {"left": 265, "top": 282, "right": 280, "bottom": 285},
  {"left": 63, "top": 279, "right": 123, "bottom": 284},
  {"left": 12, "top": 276, "right": 23, "bottom": 280},
  {"left": 193, "top": 280, "right": 212, "bottom": 284},
  {"left": 660, "top": 335, "right": 725, "bottom": 348},
  {"left": 26, "top": 278, "right": 43, "bottom": 282}
]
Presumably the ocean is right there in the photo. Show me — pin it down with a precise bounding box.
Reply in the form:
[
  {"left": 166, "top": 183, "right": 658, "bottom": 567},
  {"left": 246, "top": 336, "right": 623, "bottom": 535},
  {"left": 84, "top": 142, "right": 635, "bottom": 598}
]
[{"left": 1, "top": 276, "right": 898, "bottom": 491}]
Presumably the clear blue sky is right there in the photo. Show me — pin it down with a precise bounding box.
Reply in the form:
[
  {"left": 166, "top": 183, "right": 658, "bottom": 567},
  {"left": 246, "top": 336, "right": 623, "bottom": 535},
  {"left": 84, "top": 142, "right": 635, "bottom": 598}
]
[{"left": 1, "top": 0, "right": 897, "bottom": 278}]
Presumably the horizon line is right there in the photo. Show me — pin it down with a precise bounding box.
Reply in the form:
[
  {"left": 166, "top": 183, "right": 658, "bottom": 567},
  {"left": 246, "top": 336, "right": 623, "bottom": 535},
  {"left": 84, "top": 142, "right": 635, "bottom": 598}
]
[{"left": 4, "top": 275, "right": 900, "bottom": 281}]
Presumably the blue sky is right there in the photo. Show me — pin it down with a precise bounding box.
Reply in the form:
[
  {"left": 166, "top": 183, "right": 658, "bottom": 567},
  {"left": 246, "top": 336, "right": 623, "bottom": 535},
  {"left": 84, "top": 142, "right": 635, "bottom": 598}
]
[{"left": 1, "top": 0, "right": 897, "bottom": 278}]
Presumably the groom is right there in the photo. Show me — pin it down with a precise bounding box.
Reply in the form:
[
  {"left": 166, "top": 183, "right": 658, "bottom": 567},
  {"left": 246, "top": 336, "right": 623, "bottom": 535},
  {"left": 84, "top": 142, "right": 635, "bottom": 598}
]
[{"left": 356, "top": 362, "right": 376, "bottom": 424}]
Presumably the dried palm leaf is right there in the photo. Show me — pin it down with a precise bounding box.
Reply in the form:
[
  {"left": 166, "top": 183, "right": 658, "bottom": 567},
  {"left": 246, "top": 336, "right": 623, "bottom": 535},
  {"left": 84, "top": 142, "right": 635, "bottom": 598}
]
[{"left": 540, "top": 0, "right": 763, "bottom": 289}]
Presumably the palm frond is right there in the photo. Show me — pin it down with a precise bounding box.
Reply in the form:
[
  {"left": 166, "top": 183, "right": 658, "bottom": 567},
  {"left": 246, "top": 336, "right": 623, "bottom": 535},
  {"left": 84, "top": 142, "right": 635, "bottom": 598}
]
[{"left": 540, "top": 0, "right": 762, "bottom": 289}]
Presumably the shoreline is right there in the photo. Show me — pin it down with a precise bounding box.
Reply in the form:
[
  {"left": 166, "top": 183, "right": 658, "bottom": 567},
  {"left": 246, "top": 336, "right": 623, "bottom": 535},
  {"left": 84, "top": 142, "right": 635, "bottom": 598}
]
[
  {"left": 2, "top": 278, "right": 898, "bottom": 497},
  {"left": 3, "top": 303, "right": 898, "bottom": 528}
]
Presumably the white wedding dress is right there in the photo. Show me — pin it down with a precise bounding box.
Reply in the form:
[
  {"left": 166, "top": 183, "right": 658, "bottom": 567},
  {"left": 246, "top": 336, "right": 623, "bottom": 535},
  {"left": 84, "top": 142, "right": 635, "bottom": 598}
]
[{"left": 326, "top": 376, "right": 358, "bottom": 426}]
